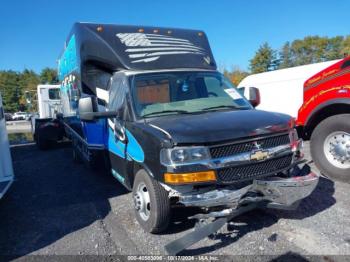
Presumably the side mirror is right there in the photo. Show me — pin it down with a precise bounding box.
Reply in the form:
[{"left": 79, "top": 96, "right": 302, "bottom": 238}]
[
  {"left": 79, "top": 97, "right": 118, "bottom": 121},
  {"left": 78, "top": 97, "right": 98, "bottom": 121},
  {"left": 247, "top": 87, "right": 261, "bottom": 108},
  {"left": 114, "top": 119, "right": 127, "bottom": 142}
]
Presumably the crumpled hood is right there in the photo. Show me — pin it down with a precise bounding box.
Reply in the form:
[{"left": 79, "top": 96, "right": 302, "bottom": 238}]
[{"left": 146, "top": 109, "right": 291, "bottom": 144}]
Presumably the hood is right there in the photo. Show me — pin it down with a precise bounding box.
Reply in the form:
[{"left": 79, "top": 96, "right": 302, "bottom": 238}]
[{"left": 145, "top": 109, "right": 291, "bottom": 145}]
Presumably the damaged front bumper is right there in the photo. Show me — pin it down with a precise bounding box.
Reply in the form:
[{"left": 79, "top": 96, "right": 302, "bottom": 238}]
[
  {"left": 179, "top": 165, "right": 319, "bottom": 211},
  {"left": 165, "top": 165, "right": 319, "bottom": 255}
]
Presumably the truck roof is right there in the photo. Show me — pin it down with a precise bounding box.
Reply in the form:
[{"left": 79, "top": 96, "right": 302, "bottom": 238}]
[{"left": 59, "top": 22, "right": 216, "bottom": 77}]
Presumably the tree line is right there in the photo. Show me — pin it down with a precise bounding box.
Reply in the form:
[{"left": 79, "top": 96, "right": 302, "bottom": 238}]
[
  {"left": 1, "top": 35, "right": 349, "bottom": 112},
  {"left": 224, "top": 35, "right": 350, "bottom": 85},
  {"left": 0, "top": 68, "right": 57, "bottom": 112}
]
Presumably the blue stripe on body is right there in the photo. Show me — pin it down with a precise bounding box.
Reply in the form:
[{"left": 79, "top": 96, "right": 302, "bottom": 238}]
[{"left": 108, "top": 127, "right": 144, "bottom": 163}]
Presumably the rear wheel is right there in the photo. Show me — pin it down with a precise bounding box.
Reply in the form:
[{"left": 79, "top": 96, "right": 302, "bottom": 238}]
[
  {"left": 310, "top": 114, "right": 350, "bottom": 182},
  {"left": 132, "top": 169, "right": 171, "bottom": 233},
  {"left": 35, "top": 132, "right": 49, "bottom": 150}
]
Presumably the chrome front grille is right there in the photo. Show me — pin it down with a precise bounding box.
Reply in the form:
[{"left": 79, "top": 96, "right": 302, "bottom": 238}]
[
  {"left": 209, "top": 134, "right": 290, "bottom": 159},
  {"left": 217, "top": 154, "right": 293, "bottom": 184}
]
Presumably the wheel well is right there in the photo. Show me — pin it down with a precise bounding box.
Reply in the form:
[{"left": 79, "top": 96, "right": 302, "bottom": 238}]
[
  {"left": 131, "top": 162, "right": 143, "bottom": 186},
  {"left": 305, "top": 103, "right": 350, "bottom": 139}
]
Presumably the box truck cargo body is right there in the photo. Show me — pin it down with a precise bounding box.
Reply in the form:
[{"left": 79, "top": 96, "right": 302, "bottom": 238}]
[{"left": 0, "top": 93, "right": 14, "bottom": 199}]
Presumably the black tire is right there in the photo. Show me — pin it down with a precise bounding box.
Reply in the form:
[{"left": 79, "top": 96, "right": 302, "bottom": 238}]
[
  {"left": 35, "top": 132, "right": 49, "bottom": 150},
  {"left": 132, "top": 169, "right": 171, "bottom": 233},
  {"left": 310, "top": 114, "right": 350, "bottom": 183}
]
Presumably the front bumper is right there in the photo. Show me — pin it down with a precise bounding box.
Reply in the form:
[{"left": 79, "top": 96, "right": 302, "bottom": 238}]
[
  {"left": 179, "top": 165, "right": 319, "bottom": 210},
  {"left": 165, "top": 165, "right": 318, "bottom": 256}
]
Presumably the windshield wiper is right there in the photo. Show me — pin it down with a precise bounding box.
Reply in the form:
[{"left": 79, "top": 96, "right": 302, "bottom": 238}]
[
  {"left": 201, "top": 105, "right": 246, "bottom": 111},
  {"left": 142, "top": 110, "right": 191, "bottom": 118}
]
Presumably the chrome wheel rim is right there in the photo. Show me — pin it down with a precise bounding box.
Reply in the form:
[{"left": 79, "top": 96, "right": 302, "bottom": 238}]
[
  {"left": 324, "top": 131, "right": 350, "bottom": 169},
  {"left": 133, "top": 182, "right": 151, "bottom": 221}
]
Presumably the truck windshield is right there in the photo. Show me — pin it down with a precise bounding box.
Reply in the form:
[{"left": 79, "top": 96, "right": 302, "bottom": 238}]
[{"left": 132, "top": 72, "right": 252, "bottom": 118}]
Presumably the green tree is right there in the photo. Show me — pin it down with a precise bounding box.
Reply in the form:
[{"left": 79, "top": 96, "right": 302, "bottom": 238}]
[
  {"left": 341, "top": 36, "right": 350, "bottom": 57},
  {"left": 325, "top": 36, "right": 344, "bottom": 60},
  {"left": 278, "top": 42, "right": 292, "bottom": 69},
  {"left": 0, "top": 70, "right": 21, "bottom": 112},
  {"left": 249, "top": 42, "right": 277, "bottom": 73},
  {"left": 40, "top": 67, "right": 58, "bottom": 84},
  {"left": 289, "top": 36, "right": 344, "bottom": 66},
  {"left": 224, "top": 66, "right": 249, "bottom": 86}
]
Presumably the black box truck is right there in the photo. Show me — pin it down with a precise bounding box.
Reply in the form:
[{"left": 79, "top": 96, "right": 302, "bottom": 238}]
[{"left": 34, "top": 23, "right": 319, "bottom": 254}]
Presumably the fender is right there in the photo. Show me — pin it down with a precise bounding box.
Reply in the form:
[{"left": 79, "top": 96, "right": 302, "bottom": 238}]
[
  {"left": 305, "top": 98, "right": 350, "bottom": 127},
  {"left": 124, "top": 161, "right": 156, "bottom": 191}
]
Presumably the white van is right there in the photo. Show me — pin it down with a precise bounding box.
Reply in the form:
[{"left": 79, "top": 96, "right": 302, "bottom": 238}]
[
  {"left": 237, "top": 60, "right": 341, "bottom": 117},
  {"left": 0, "top": 93, "right": 14, "bottom": 199}
]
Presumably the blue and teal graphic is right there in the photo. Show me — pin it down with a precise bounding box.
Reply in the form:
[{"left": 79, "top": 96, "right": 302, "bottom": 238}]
[
  {"left": 58, "top": 35, "right": 78, "bottom": 81},
  {"left": 108, "top": 128, "right": 145, "bottom": 163}
]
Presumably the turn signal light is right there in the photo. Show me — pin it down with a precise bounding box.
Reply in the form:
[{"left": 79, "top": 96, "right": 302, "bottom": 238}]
[{"left": 164, "top": 171, "right": 216, "bottom": 185}]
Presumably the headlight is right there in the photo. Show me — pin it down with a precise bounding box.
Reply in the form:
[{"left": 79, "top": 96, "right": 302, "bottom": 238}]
[{"left": 160, "top": 146, "right": 211, "bottom": 165}]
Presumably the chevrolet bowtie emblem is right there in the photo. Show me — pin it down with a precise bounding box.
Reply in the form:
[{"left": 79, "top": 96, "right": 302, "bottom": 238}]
[{"left": 250, "top": 150, "right": 270, "bottom": 161}]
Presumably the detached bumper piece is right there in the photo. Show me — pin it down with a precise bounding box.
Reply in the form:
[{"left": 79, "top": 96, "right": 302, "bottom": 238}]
[{"left": 164, "top": 165, "right": 319, "bottom": 255}]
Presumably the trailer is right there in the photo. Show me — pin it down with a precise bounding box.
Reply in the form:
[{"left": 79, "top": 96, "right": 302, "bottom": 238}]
[
  {"left": 0, "top": 93, "right": 14, "bottom": 199},
  {"left": 35, "top": 23, "right": 318, "bottom": 254},
  {"left": 238, "top": 59, "right": 350, "bottom": 182}
]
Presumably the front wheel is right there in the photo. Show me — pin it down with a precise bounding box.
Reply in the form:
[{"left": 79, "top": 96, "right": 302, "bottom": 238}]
[
  {"left": 132, "top": 170, "right": 171, "bottom": 233},
  {"left": 310, "top": 114, "right": 350, "bottom": 183}
]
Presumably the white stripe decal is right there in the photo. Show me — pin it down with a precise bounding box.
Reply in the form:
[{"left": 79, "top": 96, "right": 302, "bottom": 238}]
[
  {"left": 130, "top": 43, "right": 204, "bottom": 49},
  {"left": 129, "top": 50, "right": 205, "bottom": 59},
  {"left": 96, "top": 87, "right": 109, "bottom": 103},
  {"left": 125, "top": 47, "right": 204, "bottom": 53},
  {"left": 116, "top": 33, "right": 208, "bottom": 64},
  {"left": 132, "top": 57, "right": 159, "bottom": 63}
]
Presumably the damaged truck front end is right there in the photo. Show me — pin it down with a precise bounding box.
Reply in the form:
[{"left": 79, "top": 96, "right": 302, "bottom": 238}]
[
  {"left": 147, "top": 107, "right": 319, "bottom": 254},
  {"left": 128, "top": 70, "right": 319, "bottom": 254},
  {"left": 55, "top": 23, "right": 319, "bottom": 255},
  {"left": 159, "top": 140, "right": 318, "bottom": 254}
]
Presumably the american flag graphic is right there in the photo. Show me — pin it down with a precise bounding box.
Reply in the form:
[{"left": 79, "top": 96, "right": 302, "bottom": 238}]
[{"left": 116, "top": 33, "right": 208, "bottom": 63}]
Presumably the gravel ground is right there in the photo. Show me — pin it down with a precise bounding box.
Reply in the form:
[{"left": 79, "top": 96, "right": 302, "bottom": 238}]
[{"left": 0, "top": 141, "right": 349, "bottom": 261}]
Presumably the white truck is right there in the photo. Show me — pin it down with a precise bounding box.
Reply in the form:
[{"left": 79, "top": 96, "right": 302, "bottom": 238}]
[
  {"left": 237, "top": 60, "right": 341, "bottom": 118},
  {"left": 0, "top": 93, "right": 14, "bottom": 199},
  {"left": 37, "top": 84, "right": 61, "bottom": 118},
  {"left": 31, "top": 85, "right": 63, "bottom": 146}
]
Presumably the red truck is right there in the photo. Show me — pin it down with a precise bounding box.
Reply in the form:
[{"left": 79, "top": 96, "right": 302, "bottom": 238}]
[
  {"left": 297, "top": 56, "right": 350, "bottom": 182},
  {"left": 239, "top": 57, "right": 350, "bottom": 182}
]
